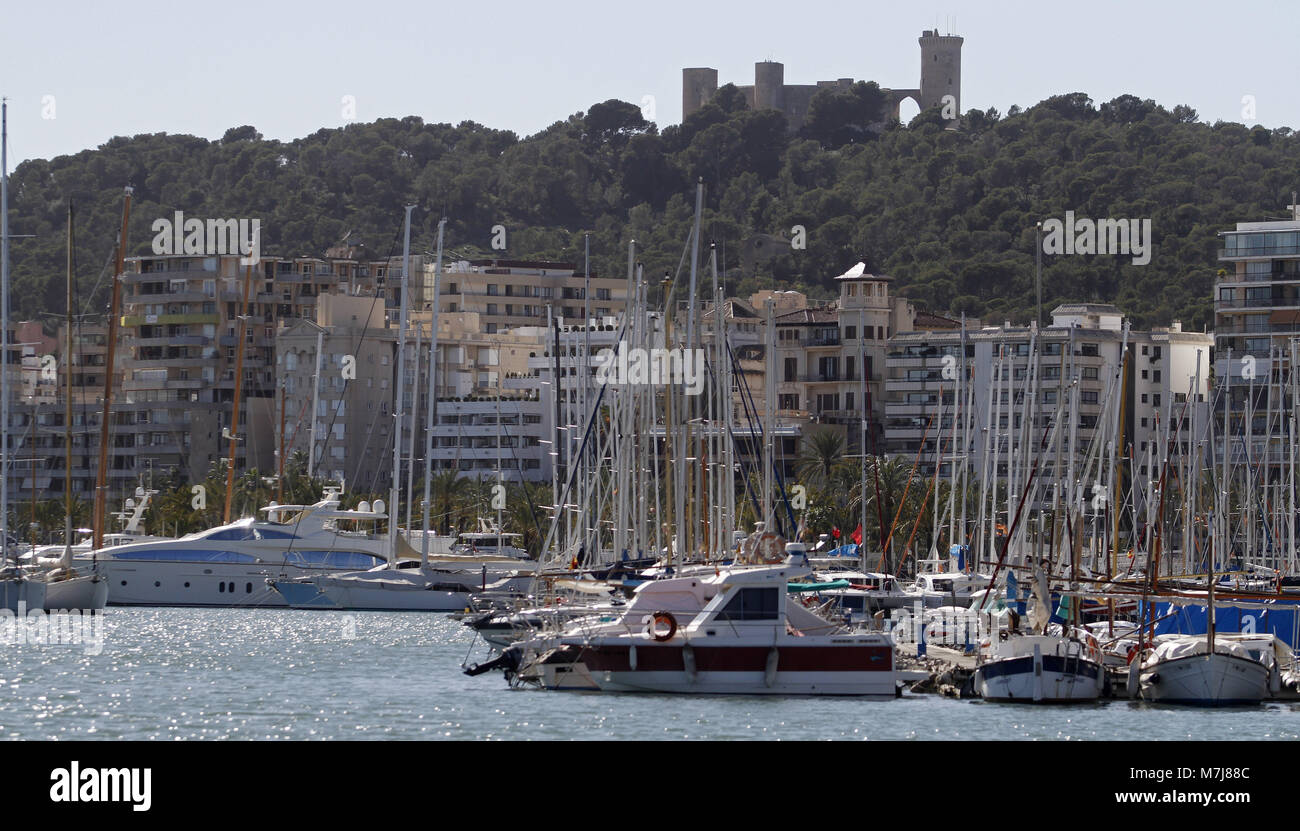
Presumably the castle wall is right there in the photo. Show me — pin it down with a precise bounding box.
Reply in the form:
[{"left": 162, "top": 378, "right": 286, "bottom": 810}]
[{"left": 681, "top": 32, "right": 961, "bottom": 128}]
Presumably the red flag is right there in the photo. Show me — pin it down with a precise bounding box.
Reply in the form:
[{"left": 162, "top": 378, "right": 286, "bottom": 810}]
[
  {"left": 850, "top": 524, "right": 863, "bottom": 545},
  {"left": 832, "top": 526, "right": 841, "bottom": 540}
]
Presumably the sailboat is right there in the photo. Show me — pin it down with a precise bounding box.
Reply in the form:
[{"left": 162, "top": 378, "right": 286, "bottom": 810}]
[
  {"left": 35, "top": 200, "right": 108, "bottom": 610},
  {"left": 0, "top": 101, "right": 45, "bottom": 613},
  {"left": 1138, "top": 413, "right": 1268, "bottom": 707},
  {"left": 1136, "top": 565, "right": 1275, "bottom": 705},
  {"left": 970, "top": 365, "right": 1106, "bottom": 702}
]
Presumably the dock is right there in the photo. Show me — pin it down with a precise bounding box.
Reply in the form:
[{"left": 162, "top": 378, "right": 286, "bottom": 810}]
[{"left": 897, "top": 645, "right": 1300, "bottom": 701}]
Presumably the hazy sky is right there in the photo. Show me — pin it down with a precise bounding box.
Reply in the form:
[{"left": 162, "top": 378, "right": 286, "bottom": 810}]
[{"left": 2, "top": 0, "right": 1297, "bottom": 166}]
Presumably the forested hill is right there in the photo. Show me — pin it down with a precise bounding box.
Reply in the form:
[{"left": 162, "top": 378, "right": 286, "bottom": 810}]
[{"left": 8, "top": 87, "right": 1300, "bottom": 330}]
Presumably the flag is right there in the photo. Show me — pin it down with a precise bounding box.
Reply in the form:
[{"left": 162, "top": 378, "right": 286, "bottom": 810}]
[
  {"left": 832, "top": 526, "right": 841, "bottom": 540},
  {"left": 850, "top": 524, "right": 863, "bottom": 545}
]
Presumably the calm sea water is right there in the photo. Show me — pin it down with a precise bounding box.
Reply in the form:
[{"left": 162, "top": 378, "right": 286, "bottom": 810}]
[{"left": 0, "top": 608, "right": 1298, "bottom": 741}]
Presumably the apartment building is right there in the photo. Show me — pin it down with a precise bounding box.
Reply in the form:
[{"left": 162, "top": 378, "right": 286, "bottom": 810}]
[
  {"left": 883, "top": 304, "right": 1212, "bottom": 490},
  {"left": 427, "top": 395, "right": 546, "bottom": 484},
  {"left": 119, "top": 254, "right": 277, "bottom": 483},
  {"left": 771, "top": 263, "right": 918, "bottom": 451},
  {"left": 277, "top": 294, "right": 398, "bottom": 492},
  {"left": 423, "top": 311, "right": 547, "bottom": 484},
  {"left": 436, "top": 259, "right": 628, "bottom": 333},
  {"left": 1214, "top": 210, "right": 1300, "bottom": 484},
  {"left": 5, "top": 321, "right": 143, "bottom": 521}
]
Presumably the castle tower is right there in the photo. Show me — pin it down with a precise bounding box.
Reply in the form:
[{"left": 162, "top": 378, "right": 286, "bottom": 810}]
[
  {"left": 682, "top": 67, "right": 719, "bottom": 119},
  {"left": 918, "top": 30, "right": 962, "bottom": 113},
  {"left": 753, "top": 61, "right": 785, "bottom": 113}
]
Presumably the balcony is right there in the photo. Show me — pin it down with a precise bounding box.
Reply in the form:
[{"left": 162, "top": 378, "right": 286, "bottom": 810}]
[
  {"left": 1216, "top": 297, "right": 1299, "bottom": 310},
  {"left": 1216, "top": 322, "right": 1300, "bottom": 336},
  {"left": 1220, "top": 244, "right": 1300, "bottom": 260},
  {"left": 121, "top": 312, "right": 219, "bottom": 327},
  {"left": 130, "top": 290, "right": 212, "bottom": 304},
  {"left": 804, "top": 334, "right": 842, "bottom": 348},
  {"left": 124, "top": 335, "right": 209, "bottom": 347}
]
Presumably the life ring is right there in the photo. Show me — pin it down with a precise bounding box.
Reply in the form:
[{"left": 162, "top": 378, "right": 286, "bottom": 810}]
[{"left": 649, "top": 611, "right": 677, "bottom": 642}]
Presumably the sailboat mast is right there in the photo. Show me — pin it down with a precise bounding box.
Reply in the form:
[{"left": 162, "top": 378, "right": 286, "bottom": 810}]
[
  {"left": 1, "top": 99, "right": 10, "bottom": 563},
  {"left": 763, "top": 297, "right": 775, "bottom": 533},
  {"left": 223, "top": 259, "right": 254, "bottom": 524},
  {"left": 64, "top": 203, "right": 74, "bottom": 561},
  {"left": 388, "top": 205, "right": 414, "bottom": 558},
  {"left": 421, "top": 218, "right": 445, "bottom": 565},
  {"left": 307, "top": 329, "right": 322, "bottom": 477},
  {"left": 93, "top": 187, "right": 131, "bottom": 549},
  {"left": 277, "top": 377, "right": 286, "bottom": 504},
  {"left": 860, "top": 307, "right": 868, "bottom": 570}
]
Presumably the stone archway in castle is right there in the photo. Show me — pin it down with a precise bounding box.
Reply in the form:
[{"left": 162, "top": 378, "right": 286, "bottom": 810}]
[{"left": 887, "top": 88, "right": 922, "bottom": 123}]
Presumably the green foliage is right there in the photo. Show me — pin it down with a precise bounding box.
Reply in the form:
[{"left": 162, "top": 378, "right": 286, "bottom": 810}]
[
  {"left": 9, "top": 95, "right": 1298, "bottom": 335},
  {"left": 801, "top": 81, "right": 889, "bottom": 148}
]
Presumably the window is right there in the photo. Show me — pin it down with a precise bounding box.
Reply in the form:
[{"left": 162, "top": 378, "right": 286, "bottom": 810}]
[
  {"left": 1082, "top": 367, "right": 1098, "bottom": 380},
  {"left": 716, "top": 587, "right": 779, "bottom": 621}
]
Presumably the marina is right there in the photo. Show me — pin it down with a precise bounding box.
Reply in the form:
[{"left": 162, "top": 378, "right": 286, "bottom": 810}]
[
  {"left": 2, "top": 608, "right": 1300, "bottom": 742},
  {"left": 0, "top": 7, "right": 1299, "bottom": 784}
]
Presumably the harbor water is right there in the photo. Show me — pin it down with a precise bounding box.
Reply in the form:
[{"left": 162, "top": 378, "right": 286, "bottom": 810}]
[{"left": 1, "top": 608, "right": 1299, "bottom": 741}]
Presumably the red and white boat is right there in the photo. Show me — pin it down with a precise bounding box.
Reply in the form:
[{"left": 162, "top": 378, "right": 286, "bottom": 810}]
[{"left": 507, "top": 549, "right": 898, "bottom": 696}]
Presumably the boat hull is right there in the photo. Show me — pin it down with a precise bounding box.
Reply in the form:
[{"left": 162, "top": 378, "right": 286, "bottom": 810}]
[
  {"left": 101, "top": 560, "right": 307, "bottom": 607},
  {"left": 572, "top": 641, "right": 896, "bottom": 697},
  {"left": 1140, "top": 653, "right": 1269, "bottom": 706},
  {"left": 271, "top": 572, "right": 530, "bottom": 612},
  {"left": 973, "top": 653, "right": 1105, "bottom": 702},
  {"left": 43, "top": 573, "right": 109, "bottom": 611},
  {"left": 0, "top": 578, "right": 46, "bottom": 613}
]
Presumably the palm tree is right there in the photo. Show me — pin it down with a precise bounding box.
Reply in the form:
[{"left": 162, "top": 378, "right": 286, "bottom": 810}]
[
  {"left": 427, "top": 470, "right": 471, "bottom": 535},
  {"left": 795, "top": 427, "right": 853, "bottom": 492},
  {"left": 502, "top": 480, "right": 549, "bottom": 557}
]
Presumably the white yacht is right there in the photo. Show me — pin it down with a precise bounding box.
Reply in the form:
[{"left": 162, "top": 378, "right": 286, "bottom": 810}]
[
  {"left": 268, "top": 559, "right": 535, "bottom": 611},
  {"left": 452, "top": 520, "right": 529, "bottom": 559},
  {"left": 905, "top": 570, "right": 992, "bottom": 609},
  {"left": 267, "top": 519, "right": 538, "bottom": 611},
  {"left": 94, "top": 492, "right": 393, "bottom": 607},
  {"left": 478, "top": 546, "right": 899, "bottom": 697}
]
